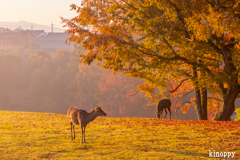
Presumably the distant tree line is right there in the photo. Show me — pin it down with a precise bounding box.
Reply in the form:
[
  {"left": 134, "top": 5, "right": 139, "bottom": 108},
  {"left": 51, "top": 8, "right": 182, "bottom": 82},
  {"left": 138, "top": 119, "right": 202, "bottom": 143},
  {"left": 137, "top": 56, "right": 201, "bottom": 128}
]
[{"left": 0, "top": 47, "right": 158, "bottom": 117}]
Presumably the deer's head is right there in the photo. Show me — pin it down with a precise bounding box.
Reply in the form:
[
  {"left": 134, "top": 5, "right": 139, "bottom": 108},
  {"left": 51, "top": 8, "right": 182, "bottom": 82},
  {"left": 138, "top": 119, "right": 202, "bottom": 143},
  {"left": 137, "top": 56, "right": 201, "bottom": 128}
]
[
  {"left": 155, "top": 111, "right": 160, "bottom": 118},
  {"left": 94, "top": 106, "right": 107, "bottom": 116}
]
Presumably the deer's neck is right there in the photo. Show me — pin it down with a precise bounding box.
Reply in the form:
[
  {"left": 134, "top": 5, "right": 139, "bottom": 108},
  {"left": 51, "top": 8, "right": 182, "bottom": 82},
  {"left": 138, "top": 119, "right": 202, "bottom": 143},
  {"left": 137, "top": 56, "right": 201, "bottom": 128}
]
[{"left": 85, "top": 110, "right": 98, "bottom": 123}]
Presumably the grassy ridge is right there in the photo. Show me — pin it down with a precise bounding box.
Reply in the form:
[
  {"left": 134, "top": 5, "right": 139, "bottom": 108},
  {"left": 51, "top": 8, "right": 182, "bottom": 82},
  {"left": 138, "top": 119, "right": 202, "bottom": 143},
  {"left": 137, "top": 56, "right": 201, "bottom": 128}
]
[{"left": 0, "top": 110, "right": 239, "bottom": 159}]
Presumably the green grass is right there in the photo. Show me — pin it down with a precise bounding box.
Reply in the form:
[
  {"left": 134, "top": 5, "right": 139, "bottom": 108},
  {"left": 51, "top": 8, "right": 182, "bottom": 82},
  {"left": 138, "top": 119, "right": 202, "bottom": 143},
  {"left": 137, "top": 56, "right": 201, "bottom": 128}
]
[{"left": 0, "top": 110, "right": 239, "bottom": 159}]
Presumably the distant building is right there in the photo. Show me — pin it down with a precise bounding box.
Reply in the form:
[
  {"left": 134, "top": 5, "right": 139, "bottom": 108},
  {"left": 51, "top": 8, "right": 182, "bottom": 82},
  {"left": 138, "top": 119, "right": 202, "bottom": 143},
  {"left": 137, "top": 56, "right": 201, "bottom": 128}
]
[
  {"left": 3, "top": 28, "right": 46, "bottom": 38},
  {"left": 0, "top": 29, "right": 47, "bottom": 50},
  {"left": 20, "top": 30, "right": 47, "bottom": 38},
  {"left": 0, "top": 27, "right": 73, "bottom": 52},
  {"left": 22, "top": 32, "right": 73, "bottom": 53}
]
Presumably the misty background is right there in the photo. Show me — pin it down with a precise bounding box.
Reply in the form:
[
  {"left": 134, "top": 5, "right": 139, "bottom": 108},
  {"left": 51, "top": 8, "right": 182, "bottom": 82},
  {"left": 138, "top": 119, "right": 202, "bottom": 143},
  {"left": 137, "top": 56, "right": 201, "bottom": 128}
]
[{"left": 0, "top": 21, "right": 200, "bottom": 119}]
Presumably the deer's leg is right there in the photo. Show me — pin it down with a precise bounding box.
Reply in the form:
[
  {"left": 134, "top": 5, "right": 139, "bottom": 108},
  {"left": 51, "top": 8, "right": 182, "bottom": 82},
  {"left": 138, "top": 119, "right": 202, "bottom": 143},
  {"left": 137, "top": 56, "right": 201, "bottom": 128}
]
[
  {"left": 164, "top": 109, "right": 167, "bottom": 119},
  {"left": 83, "top": 126, "right": 86, "bottom": 143},
  {"left": 168, "top": 107, "right": 171, "bottom": 119},
  {"left": 81, "top": 124, "right": 84, "bottom": 143},
  {"left": 73, "top": 124, "right": 75, "bottom": 139},
  {"left": 70, "top": 121, "right": 73, "bottom": 141}
]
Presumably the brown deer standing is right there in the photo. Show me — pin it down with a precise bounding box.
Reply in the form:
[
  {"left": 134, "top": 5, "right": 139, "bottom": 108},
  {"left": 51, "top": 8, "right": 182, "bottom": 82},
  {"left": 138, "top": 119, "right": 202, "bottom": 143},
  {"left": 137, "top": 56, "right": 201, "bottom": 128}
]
[
  {"left": 155, "top": 99, "right": 171, "bottom": 119},
  {"left": 67, "top": 106, "right": 107, "bottom": 143}
]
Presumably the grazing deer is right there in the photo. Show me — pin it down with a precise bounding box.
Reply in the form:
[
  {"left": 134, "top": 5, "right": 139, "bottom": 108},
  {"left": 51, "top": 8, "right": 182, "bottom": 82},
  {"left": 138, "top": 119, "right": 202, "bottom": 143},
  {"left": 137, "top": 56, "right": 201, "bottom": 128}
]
[
  {"left": 155, "top": 99, "right": 171, "bottom": 119},
  {"left": 67, "top": 106, "right": 107, "bottom": 143}
]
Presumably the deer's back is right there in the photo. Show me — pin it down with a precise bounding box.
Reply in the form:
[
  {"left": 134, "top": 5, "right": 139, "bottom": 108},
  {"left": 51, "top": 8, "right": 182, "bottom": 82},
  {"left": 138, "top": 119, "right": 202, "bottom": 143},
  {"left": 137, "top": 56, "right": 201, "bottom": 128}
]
[
  {"left": 67, "top": 107, "right": 87, "bottom": 125},
  {"left": 157, "top": 99, "right": 171, "bottom": 111}
]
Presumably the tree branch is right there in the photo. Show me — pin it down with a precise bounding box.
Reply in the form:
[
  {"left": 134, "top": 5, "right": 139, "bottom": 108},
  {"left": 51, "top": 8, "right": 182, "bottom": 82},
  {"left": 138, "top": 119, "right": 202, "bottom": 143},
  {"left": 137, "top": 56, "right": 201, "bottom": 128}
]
[
  {"left": 124, "top": 90, "right": 140, "bottom": 97},
  {"left": 165, "top": 0, "right": 191, "bottom": 39},
  {"left": 178, "top": 101, "right": 195, "bottom": 108},
  {"left": 162, "top": 36, "right": 205, "bottom": 67},
  {"left": 162, "top": 37, "right": 180, "bottom": 58},
  {"left": 120, "top": 0, "right": 151, "bottom": 19},
  {"left": 112, "top": 35, "right": 180, "bottom": 61},
  {"left": 170, "top": 78, "right": 189, "bottom": 93},
  {"left": 208, "top": 96, "right": 223, "bottom": 102},
  {"left": 205, "top": 0, "right": 215, "bottom": 7},
  {"left": 207, "top": 40, "right": 223, "bottom": 55},
  {"left": 180, "top": 89, "right": 194, "bottom": 100}
]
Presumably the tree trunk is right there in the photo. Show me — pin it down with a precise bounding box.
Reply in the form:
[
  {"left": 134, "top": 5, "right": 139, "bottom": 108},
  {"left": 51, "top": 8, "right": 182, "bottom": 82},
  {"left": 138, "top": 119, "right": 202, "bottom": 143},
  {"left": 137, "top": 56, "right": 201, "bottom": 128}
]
[
  {"left": 194, "top": 88, "right": 208, "bottom": 120},
  {"left": 193, "top": 66, "right": 207, "bottom": 120},
  {"left": 201, "top": 70, "right": 208, "bottom": 120},
  {"left": 201, "top": 88, "right": 208, "bottom": 120},
  {"left": 195, "top": 88, "right": 205, "bottom": 120},
  {"left": 214, "top": 86, "right": 239, "bottom": 121},
  {"left": 213, "top": 44, "right": 240, "bottom": 121}
]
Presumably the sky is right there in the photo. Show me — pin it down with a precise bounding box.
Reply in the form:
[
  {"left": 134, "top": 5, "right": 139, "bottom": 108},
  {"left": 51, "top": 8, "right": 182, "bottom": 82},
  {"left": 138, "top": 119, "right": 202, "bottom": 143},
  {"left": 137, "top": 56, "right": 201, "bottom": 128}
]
[{"left": 0, "top": 0, "right": 81, "bottom": 28}]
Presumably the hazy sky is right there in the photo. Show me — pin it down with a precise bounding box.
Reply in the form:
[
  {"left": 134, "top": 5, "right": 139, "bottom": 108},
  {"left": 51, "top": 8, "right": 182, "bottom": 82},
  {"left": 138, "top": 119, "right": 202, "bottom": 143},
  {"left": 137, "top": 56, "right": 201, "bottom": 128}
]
[{"left": 0, "top": 0, "right": 81, "bottom": 28}]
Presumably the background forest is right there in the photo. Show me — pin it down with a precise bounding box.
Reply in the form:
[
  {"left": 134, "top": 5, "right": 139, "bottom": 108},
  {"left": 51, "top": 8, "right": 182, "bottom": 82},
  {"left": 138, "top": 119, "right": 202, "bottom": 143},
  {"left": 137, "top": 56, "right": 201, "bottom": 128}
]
[{"left": 0, "top": 31, "right": 199, "bottom": 119}]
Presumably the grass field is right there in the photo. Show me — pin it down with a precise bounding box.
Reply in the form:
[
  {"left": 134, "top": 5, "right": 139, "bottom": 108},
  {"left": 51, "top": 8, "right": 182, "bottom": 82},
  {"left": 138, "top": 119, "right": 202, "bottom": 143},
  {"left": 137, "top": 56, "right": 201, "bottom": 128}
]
[{"left": 0, "top": 110, "right": 239, "bottom": 159}]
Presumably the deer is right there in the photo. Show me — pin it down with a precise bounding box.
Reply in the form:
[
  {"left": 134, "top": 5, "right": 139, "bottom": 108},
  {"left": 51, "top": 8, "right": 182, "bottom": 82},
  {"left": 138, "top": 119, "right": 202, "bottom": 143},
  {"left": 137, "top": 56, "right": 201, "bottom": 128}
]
[
  {"left": 155, "top": 99, "right": 171, "bottom": 119},
  {"left": 67, "top": 106, "right": 107, "bottom": 143}
]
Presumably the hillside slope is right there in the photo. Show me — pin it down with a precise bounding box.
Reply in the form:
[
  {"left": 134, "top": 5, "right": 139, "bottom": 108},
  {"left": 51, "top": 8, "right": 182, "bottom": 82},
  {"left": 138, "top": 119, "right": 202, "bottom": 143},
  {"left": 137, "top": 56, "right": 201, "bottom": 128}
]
[{"left": 0, "top": 111, "right": 239, "bottom": 159}]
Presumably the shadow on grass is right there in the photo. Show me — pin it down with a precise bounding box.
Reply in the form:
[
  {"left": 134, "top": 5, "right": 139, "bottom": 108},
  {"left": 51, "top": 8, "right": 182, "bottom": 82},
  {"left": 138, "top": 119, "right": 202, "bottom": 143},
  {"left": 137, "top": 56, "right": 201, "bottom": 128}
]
[
  {"left": 155, "top": 148, "right": 209, "bottom": 158},
  {"left": 38, "top": 149, "right": 70, "bottom": 159},
  {"left": 38, "top": 152, "right": 56, "bottom": 159},
  {"left": 75, "top": 145, "right": 91, "bottom": 150}
]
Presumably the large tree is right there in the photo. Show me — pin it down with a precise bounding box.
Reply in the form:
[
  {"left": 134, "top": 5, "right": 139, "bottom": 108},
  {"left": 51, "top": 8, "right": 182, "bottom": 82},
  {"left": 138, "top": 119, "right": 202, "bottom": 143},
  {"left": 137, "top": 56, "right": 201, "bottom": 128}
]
[{"left": 62, "top": 0, "right": 240, "bottom": 121}]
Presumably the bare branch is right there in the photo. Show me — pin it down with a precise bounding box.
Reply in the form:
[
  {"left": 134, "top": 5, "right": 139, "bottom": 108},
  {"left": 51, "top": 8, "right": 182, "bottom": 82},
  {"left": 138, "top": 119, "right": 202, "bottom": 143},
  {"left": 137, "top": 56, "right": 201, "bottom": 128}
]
[{"left": 124, "top": 90, "right": 140, "bottom": 97}]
